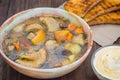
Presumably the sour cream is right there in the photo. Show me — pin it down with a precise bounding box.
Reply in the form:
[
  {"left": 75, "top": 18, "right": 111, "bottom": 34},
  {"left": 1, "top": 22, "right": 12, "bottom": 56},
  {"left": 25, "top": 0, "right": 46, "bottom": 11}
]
[{"left": 92, "top": 46, "right": 120, "bottom": 80}]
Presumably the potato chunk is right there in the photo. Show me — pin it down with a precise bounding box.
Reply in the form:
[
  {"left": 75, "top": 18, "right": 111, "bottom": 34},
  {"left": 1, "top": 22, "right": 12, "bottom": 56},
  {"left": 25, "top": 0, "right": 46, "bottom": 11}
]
[
  {"left": 68, "top": 55, "right": 76, "bottom": 62},
  {"left": 7, "top": 45, "right": 15, "bottom": 51},
  {"left": 42, "top": 17, "right": 60, "bottom": 32},
  {"left": 45, "top": 40, "right": 59, "bottom": 50},
  {"left": 72, "top": 34, "right": 85, "bottom": 46},
  {"left": 62, "top": 59, "right": 71, "bottom": 66},
  {"left": 65, "top": 43, "right": 81, "bottom": 55}
]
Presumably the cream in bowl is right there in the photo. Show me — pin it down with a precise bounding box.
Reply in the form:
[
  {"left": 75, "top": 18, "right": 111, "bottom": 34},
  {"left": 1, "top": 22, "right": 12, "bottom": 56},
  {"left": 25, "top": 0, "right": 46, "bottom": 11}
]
[
  {"left": 0, "top": 8, "right": 93, "bottom": 79},
  {"left": 91, "top": 45, "right": 120, "bottom": 80}
]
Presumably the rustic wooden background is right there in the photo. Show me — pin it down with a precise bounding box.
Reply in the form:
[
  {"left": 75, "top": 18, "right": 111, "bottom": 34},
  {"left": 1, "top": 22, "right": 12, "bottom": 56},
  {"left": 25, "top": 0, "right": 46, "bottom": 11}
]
[{"left": 0, "top": 0, "right": 120, "bottom": 80}]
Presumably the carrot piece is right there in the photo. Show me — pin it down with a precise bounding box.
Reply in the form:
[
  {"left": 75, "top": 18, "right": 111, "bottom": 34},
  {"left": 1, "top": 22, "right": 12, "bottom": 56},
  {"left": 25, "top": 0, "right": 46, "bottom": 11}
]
[
  {"left": 67, "top": 22, "right": 77, "bottom": 31},
  {"left": 66, "top": 32, "right": 73, "bottom": 41},
  {"left": 54, "top": 30, "right": 70, "bottom": 42},
  {"left": 13, "top": 42, "right": 20, "bottom": 51},
  {"left": 75, "top": 27, "right": 83, "bottom": 34}
]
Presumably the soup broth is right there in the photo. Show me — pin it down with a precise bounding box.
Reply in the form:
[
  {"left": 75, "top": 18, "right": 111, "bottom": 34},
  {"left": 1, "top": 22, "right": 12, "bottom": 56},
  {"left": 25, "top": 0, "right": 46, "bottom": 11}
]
[{"left": 3, "top": 15, "right": 87, "bottom": 68}]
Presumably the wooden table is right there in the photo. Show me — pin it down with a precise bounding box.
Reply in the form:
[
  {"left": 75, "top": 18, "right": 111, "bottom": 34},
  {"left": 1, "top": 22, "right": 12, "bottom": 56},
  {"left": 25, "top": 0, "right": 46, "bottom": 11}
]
[{"left": 0, "top": 0, "right": 120, "bottom": 80}]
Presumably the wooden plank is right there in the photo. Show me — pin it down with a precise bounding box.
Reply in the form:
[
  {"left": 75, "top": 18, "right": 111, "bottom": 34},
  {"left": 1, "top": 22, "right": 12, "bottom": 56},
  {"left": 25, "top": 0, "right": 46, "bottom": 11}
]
[
  {"left": 1, "top": 0, "right": 119, "bottom": 80},
  {"left": 0, "top": 0, "right": 10, "bottom": 25},
  {"left": 7, "top": 0, "right": 52, "bottom": 18},
  {"left": 51, "top": 0, "right": 66, "bottom": 8},
  {"left": 0, "top": 0, "right": 10, "bottom": 80}
]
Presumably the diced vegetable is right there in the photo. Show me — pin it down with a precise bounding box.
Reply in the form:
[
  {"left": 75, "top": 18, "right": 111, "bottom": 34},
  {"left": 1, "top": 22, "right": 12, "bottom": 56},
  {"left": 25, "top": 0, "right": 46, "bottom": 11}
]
[
  {"left": 72, "top": 34, "right": 85, "bottom": 46},
  {"left": 54, "top": 30, "right": 70, "bottom": 42},
  {"left": 13, "top": 24, "right": 25, "bottom": 32},
  {"left": 32, "top": 29, "right": 46, "bottom": 45},
  {"left": 54, "top": 63, "right": 62, "bottom": 68},
  {"left": 62, "top": 59, "right": 71, "bottom": 66},
  {"left": 66, "top": 32, "right": 73, "bottom": 41},
  {"left": 13, "top": 42, "right": 20, "bottom": 51},
  {"left": 75, "top": 27, "right": 83, "bottom": 34},
  {"left": 7, "top": 45, "right": 14, "bottom": 51},
  {"left": 45, "top": 40, "right": 58, "bottom": 50},
  {"left": 25, "top": 24, "right": 43, "bottom": 32},
  {"left": 37, "top": 48, "right": 48, "bottom": 65},
  {"left": 27, "top": 32, "right": 35, "bottom": 40},
  {"left": 4, "top": 39, "right": 10, "bottom": 45},
  {"left": 65, "top": 43, "right": 81, "bottom": 55},
  {"left": 67, "top": 22, "right": 78, "bottom": 31},
  {"left": 42, "top": 17, "right": 60, "bottom": 32},
  {"left": 69, "top": 55, "right": 76, "bottom": 62}
]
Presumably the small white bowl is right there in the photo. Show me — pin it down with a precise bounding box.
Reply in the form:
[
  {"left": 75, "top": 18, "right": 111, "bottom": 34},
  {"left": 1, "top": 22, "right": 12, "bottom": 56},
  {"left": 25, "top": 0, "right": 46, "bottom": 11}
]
[
  {"left": 0, "top": 8, "right": 93, "bottom": 79},
  {"left": 91, "top": 45, "right": 120, "bottom": 80}
]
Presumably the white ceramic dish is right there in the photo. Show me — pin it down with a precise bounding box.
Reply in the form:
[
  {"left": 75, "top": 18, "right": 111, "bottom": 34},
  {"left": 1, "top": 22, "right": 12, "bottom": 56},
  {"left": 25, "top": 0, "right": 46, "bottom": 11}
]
[{"left": 91, "top": 45, "right": 120, "bottom": 80}]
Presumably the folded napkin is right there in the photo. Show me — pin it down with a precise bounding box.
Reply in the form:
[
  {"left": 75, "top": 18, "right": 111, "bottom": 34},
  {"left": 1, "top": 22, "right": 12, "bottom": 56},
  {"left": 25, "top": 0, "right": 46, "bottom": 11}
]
[
  {"left": 59, "top": 2, "right": 120, "bottom": 46},
  {"left": 91, "top": 25, "right": 120, "bottom": 46}
]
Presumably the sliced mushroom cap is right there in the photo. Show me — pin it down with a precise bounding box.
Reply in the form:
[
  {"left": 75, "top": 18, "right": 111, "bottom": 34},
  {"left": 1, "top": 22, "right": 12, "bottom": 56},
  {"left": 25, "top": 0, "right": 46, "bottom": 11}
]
[
  {"left": 13, "top": 24, "right": 25, "bottom": 32},
  {"left": 27, "top": 32, "right": 35, "bottom": 40},
  {"left": 16, "top": 48, "right": 47, "bottom": 68},
  {"left": 45, "top": 40, "right": 59, "bottom": 50},
  {"left": 25, "top": 24, "right": 43, "bottom": 32},
  {"left": 37, "top": 48, "right": 48, "bottom": 65},
  {"left": 42, "top": 17, "right": 60, "bottom": 32}
]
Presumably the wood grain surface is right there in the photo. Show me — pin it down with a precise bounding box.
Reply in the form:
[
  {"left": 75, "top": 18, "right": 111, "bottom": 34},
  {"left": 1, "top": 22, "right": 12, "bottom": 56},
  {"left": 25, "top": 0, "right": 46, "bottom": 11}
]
[{"left": 0, "top": 0, "right": 119, "bottom": 80}]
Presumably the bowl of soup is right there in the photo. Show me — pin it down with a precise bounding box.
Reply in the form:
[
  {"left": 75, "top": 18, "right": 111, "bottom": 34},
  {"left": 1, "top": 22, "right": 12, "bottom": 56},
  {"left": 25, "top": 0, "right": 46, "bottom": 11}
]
[{"left": 0, "top": 8, "right": 93, "bottom": 79}]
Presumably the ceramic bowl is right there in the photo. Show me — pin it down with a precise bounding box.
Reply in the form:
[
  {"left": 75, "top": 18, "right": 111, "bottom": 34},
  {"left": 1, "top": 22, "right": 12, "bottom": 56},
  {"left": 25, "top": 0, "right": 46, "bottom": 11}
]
[
  {"left": 0, "top": 8, "right": 93, "bottom": 79},
  {"left": 91, "top": 45, "right": 120, "bottom": 80}
]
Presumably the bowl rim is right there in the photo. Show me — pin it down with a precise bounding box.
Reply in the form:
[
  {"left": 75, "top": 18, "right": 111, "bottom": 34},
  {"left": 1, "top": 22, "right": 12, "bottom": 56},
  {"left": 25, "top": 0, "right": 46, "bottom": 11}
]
[
  {"left": 0, "top": 7, "right": 93, "bottom": 72},
  {"left": 91, "top": 44, "right": 120, "bottom": 80}
]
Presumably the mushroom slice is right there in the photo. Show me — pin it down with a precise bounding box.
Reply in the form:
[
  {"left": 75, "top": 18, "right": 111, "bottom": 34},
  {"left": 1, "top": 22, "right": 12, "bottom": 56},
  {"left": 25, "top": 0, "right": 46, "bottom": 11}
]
[
  {"left": 42, "top": 17, "right": 60, "bottom": 32},
  {"left": 16, "top": 48, "right": 47, "bottom": 68},
  {"left": 45, "top": 40, "right": 59, "bottom": 50},
  {"left": 18, "top": 52, "right": 38, "bottom": 61},
  {"left": 25, "top": 24, "right": 43, "bottom": 32},
  {"left": 37, "top": 48, "right": 48, "bottom": 65},
  {"left": 27, "top": 32, "right": 35, "bottom": 40},
  {"left": 13, "top": 24, "right": 25, "bottom": 32}
]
